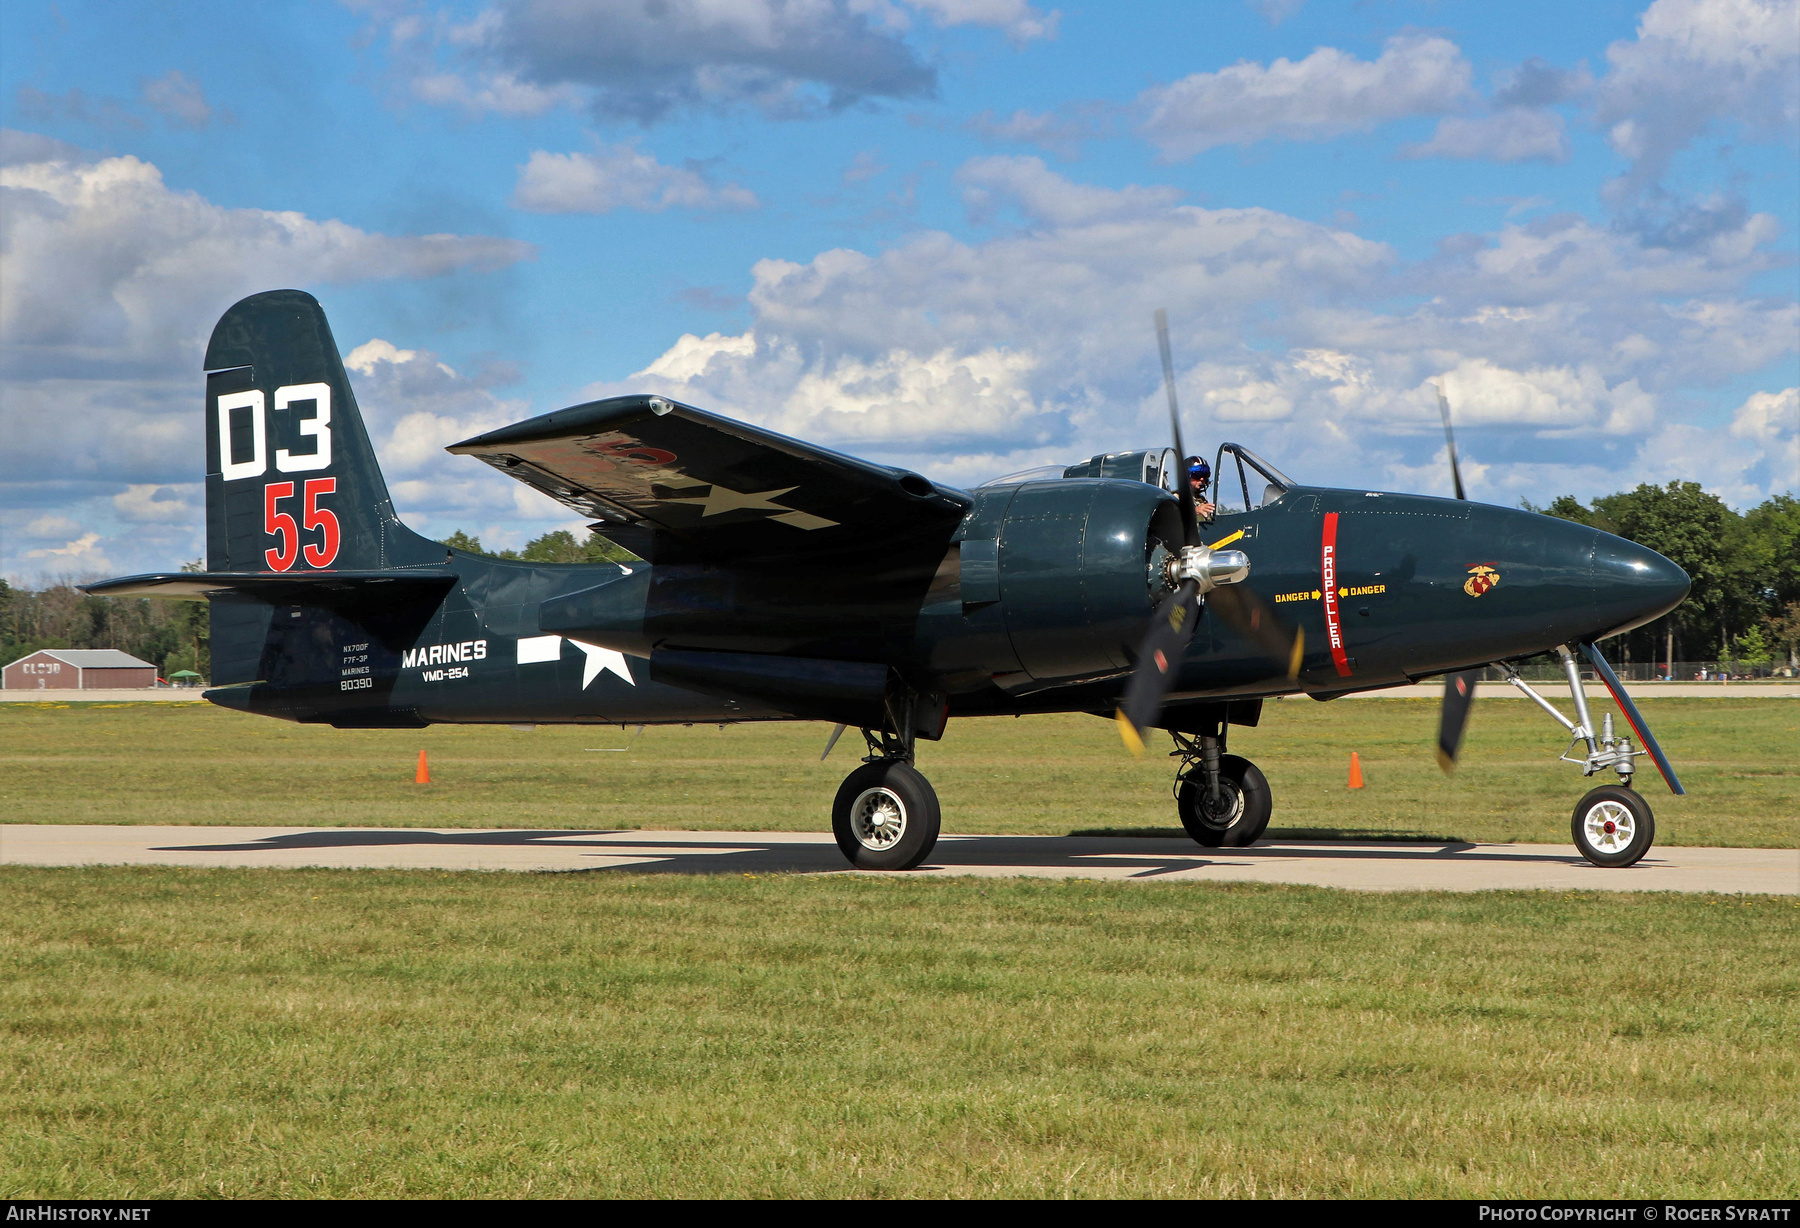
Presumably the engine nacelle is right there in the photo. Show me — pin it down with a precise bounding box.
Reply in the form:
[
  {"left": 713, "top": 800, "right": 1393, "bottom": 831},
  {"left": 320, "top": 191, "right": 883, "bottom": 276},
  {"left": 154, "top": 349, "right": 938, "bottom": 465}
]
[{"left": 977, "top": 478, "right": 1183, "bottom": 690}]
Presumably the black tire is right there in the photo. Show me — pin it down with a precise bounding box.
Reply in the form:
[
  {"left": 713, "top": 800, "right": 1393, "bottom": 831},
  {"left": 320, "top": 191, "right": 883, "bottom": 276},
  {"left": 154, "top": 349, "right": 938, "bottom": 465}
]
[
  {"left": 1177, "top": 754, "right": 1272, "bottom": 848},
  {"left": 832, "top": 760, "right": 941, "bottom": 871},
  {"left": 1571, "top": 785, "right": 1655, "bottom": 868}
]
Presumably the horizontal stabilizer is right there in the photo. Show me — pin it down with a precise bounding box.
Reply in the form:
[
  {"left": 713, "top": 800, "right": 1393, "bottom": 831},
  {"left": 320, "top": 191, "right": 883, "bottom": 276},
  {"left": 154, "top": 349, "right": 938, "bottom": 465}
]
[{"left": 82, "top": 569, "right": 456, "bottom": 601}]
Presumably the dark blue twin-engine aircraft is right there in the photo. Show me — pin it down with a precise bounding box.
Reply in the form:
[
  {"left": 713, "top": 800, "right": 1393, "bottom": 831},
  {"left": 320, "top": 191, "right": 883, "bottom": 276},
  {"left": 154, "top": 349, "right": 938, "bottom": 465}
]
[{"left": 89, "top": 291, "right": 1692, "bottom": 871}]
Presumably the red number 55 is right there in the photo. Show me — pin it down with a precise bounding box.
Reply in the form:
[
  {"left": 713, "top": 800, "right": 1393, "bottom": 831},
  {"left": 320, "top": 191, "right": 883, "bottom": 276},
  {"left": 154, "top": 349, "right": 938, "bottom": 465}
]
[{"left": 264, "top": 478, "right": 340, "bottom": 570}]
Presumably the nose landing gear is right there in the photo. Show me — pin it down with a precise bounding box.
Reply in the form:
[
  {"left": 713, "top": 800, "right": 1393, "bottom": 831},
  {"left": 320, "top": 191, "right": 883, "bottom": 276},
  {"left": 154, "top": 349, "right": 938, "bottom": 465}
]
[{"left": 1501, "top": 644, "right": 1671, "bottom": 869}]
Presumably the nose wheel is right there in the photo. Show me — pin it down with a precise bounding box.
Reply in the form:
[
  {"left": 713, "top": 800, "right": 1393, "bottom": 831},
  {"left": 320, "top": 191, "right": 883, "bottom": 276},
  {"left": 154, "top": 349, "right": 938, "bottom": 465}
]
[{"left": 1571, "top": 785, "right": 1655, "bottom": 867}]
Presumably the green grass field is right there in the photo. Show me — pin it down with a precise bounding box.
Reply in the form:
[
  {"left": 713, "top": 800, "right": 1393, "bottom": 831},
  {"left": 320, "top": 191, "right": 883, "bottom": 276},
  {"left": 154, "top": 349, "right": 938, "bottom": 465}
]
[
  {"left": 4, "top": 702, "right": 1796, "bottom": 1198},
  {"left": 3, "top": 868, "right": 1795, "bottom": 1198},
  {"left": 1, "top": 698, "right": 1794, "bottom": 846}
]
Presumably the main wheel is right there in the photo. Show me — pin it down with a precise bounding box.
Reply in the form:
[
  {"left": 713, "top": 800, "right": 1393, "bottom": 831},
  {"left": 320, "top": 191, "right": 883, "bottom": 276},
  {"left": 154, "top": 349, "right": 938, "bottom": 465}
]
[
  {"left": 1571, "top": 785, "right": 1655, "bottom": 867},
  {"left": 1177, "top": 754, "right": 1272, "bottom": 848},
  {"left": 832, "top": 760, "right": 941, "bottom": 871}
]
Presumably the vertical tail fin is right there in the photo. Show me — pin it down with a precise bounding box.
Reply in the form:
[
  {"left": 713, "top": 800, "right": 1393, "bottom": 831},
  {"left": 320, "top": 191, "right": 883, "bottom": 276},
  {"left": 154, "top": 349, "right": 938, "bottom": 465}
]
[
  {"left": 203, "top": 289, "right": 435, "bottom": 573},
  {"left": 202, "top": 290, "right": 441, "bottom": 691}
]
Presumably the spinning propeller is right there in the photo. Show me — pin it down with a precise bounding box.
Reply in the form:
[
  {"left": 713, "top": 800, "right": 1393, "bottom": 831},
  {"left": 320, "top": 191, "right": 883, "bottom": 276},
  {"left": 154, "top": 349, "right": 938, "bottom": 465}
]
[
  {"left": 1115, "top": 311, "right": 1303, "bottom": 755},
  {"left": 1433, "top": 382, "right": 1483, "bottom": 770}
]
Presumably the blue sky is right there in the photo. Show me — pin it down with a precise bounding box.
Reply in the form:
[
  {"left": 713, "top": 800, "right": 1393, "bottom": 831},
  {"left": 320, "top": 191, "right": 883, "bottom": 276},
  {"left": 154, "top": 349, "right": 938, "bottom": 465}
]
[{"left": 2, "top": 0, "right": 1796, "bottom": 578}]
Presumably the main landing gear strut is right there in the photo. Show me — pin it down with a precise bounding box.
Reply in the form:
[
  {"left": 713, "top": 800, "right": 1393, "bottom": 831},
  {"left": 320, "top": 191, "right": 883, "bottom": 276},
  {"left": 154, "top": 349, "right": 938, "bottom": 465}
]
[
  {"left": 1170, "top": 723, "right": 1272, "bottom": 848},
  {"left": 829, "top": 708, "right": 943, "bottom": 872}
]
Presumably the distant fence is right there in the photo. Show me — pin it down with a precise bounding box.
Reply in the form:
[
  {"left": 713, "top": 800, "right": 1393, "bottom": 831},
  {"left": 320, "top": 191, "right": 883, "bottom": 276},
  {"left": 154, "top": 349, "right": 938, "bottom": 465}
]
[{"left": 1480, "top": 659, "right": 1797, "bottom": 684}]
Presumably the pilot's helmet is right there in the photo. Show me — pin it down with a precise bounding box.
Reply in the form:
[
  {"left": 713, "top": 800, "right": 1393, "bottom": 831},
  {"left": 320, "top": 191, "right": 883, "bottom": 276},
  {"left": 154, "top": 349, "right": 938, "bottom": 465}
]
[{"left": 1186, "top": 456, "right": 1210, "bottom": 490}]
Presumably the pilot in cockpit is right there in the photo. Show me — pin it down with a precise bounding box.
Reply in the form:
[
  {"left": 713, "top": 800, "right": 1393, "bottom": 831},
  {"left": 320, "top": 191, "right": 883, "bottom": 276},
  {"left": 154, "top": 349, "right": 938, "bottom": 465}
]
[{"left": 1185, "top": 455, "right": 1216, "bottom": 519}]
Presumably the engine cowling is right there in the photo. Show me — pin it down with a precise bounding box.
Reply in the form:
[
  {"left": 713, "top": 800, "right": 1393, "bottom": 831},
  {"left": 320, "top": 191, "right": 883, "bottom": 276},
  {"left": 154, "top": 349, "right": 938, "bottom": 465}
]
[{"left": 978, "top": 478, "right": 1183, "bottom": 689}]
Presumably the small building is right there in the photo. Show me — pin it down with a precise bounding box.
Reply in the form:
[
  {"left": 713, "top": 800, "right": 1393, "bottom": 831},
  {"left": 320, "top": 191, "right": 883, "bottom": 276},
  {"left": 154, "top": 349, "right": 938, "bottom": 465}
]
[{"left": 2, "top": 649, "right": 159, "bottom": 691}]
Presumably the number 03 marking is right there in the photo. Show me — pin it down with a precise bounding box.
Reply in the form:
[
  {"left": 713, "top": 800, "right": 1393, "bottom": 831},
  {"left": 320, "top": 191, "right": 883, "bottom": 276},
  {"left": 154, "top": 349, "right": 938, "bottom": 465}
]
[
  {"left": 217, "top": 383, "right": 332, "bottom": 480},
  {"left": 264, "top": 477, "right": 340, "bottom": 570}
]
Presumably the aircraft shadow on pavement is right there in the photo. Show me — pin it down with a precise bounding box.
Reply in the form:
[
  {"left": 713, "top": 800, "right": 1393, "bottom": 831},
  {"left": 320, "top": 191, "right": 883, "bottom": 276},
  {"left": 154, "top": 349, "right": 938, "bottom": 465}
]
[{"left": 150, "top": 830, "right": 1622, "bottom": 878}]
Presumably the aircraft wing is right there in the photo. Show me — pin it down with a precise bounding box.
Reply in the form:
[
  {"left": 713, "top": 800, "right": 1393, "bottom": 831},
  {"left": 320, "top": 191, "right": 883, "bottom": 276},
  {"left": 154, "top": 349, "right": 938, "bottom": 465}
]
[{"left": 447, "top": 395, "right": 971, "bottom": 565}]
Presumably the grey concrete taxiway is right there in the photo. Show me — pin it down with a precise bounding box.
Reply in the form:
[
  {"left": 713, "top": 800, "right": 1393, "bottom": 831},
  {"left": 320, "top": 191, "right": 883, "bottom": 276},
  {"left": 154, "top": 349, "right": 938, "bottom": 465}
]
[
  {"left": 4, "top": 683, "right": 1797, "bottom": 703},
  {"left": 3, "top": 825, "right": 1794, "bottom": 894}
]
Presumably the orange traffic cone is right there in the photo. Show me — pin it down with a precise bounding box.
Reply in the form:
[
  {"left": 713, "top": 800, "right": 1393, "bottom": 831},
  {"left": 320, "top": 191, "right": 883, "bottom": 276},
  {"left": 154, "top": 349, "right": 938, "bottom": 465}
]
[
  {"left": 415, "top": 749, "right": 430, "bottom": 784},
  {"left": 1347, "top": 752, "right": 1364, "bottom": 789}
]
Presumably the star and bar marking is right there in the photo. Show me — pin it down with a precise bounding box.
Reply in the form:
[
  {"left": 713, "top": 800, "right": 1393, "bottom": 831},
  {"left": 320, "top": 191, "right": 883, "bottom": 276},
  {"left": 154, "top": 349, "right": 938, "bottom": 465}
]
[
  {"left": 517, "top": 634, "right": 634, "bottom": 689},
  {"left": 661, "top": 483, "right": 839, "bottom": 530}
]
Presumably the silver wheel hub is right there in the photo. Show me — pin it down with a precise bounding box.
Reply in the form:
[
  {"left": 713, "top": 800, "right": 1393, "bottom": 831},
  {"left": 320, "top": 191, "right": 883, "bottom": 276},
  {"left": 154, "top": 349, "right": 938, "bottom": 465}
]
[
  {"left": 850, "top": 786, "right": 908, "bottom": 851},
  {"left": 1582, "top": 800, "right": 1637, "bottom": 853},
  {"left": 1192, "top": 780, "right": 1243, "bottom": 828}
]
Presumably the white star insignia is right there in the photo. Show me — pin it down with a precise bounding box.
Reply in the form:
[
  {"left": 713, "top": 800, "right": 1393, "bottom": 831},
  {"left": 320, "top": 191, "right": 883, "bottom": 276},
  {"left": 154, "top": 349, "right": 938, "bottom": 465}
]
[
  {"left": 665, "top": 484, "right": 797, "bottom": 516},
  {"left": 569, "top": 639, "right": 635, "bottom": 689},
  {"left": 661, "top": 483, "right": 840, "bottom": 529}
]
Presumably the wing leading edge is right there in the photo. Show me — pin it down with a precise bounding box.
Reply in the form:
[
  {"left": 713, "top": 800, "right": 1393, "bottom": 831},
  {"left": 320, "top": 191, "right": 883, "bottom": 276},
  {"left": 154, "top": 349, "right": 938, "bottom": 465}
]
[{"left": 447, "top": 396, "right": 971, "bottom": 565}]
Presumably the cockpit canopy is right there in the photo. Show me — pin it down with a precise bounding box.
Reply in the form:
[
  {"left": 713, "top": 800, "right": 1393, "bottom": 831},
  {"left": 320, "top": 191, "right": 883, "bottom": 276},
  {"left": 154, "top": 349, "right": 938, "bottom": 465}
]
[{"left": 980, "top": 443, "right": 1296, "bottom": 512}]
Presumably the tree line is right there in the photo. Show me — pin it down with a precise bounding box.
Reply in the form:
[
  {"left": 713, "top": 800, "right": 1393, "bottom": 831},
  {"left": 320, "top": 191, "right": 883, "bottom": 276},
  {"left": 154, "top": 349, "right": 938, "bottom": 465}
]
[
  {"left": 0, "top": 572, "right": 210, "bottom": 681},
  {"left": 1528, "top": 483, "right": 1798, "bottom": 672},
  {"left": 438, "top": 528, "right": 637, "bottom": 565},
  {"left": 4, "top": 492, "right": 1793, "bottom": 681}
]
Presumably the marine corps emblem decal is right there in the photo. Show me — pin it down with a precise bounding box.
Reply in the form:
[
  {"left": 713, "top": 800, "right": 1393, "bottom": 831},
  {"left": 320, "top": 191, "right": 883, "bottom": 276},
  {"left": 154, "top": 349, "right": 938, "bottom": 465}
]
[{"left": 1464, "top": 564, "right": 1500, "bottom": 597}]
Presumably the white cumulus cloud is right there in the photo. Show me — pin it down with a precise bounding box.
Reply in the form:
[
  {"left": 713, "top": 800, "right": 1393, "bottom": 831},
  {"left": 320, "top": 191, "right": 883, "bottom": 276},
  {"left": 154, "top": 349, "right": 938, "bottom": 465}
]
[
  {"left": 1595, "top": 0, "right": 1800, "bottom": 197},
  {"left": 22, "top": 514, "right": 82, "bottom": 539},
  {"left": 1402, "top": 109, "right": 1570, "bottom": 163},
  {"left": 1728, "top": 386, "right": 1800, "bottom": 495},
  {"left": 139, "top": 70, "right": 218, "bottom": 129},
  {"left": 1140, "top": 34, "right": 1473, "bottom": 159},
  {"left": 566, "top": 158, "right": 1793, "bottom": 508},
  {"left": 380, "top": 0, "right": 1057, "bottom": 123},
  {"left": 410, "top": 70, "right": 585, "bottom": 118},
  {"left": 24, "top": 532, "right": 111, "bottom": 571},
  {"left": 905, "top": 0, "right": 1058, "bottom": 42},
  {"left": 338, "top": 339, "right": 582, "bottom": 547},
  {"left": 0, "top": 146, "right": 537, "bottom": 577},
  {"left": 512, "top": 143, "right": 758, "bottom": 214},
  {"left": 112, "top": 484, "right": 198, "bottom": 523},
  {"left": 0, "top": 153, "right": 534, "bottom": 378},
  {"left": 1433, "top": 360, "right": 1656, "bottom": 435},
  {"left": 956, "top": 155, "right": 1180, "bottom": 226}
]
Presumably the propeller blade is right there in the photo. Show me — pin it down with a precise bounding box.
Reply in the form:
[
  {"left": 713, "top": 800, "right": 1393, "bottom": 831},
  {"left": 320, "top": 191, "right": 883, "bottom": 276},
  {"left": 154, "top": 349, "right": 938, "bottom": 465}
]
[
  {"left": 1156, "top": 309, "right": 1199, "bottom": 546},
  {"left": 1204, "top": 582, "right": 1304, "bottom": 680},
  {"left": 1116, "top": 579, "right": 1202, "bottom": 755},
  {"left": 1426, "top": 383, "right": 1477, "bottom": 770},
  {"left": 1579, "top": 643, "right": 1686, "bottom": 795},
  {"left": 1434, "top": 382, "right": 1467, "bottom": 502},
  {"left": 1436, "top": 669, "right": 1481, "bottom": 771}
]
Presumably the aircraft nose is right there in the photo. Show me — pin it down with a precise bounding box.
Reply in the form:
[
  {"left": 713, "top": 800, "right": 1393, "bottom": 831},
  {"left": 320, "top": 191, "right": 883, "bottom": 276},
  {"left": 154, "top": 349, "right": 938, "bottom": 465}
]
[{"left": 1590, "top": 530, "right": 1689, "bottom": 635}]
